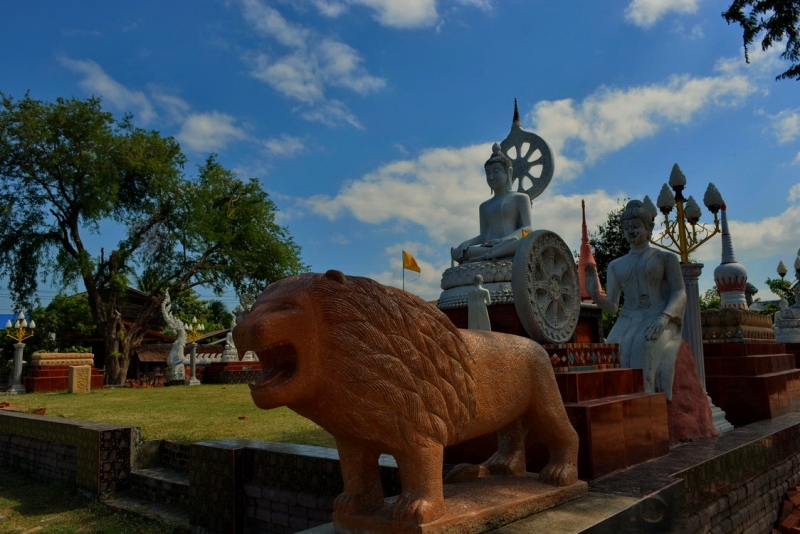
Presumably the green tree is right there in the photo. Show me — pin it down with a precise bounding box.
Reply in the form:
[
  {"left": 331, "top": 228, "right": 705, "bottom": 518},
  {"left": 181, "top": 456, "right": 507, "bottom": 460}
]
[
  {"left": 765, "top": 276, "right": 796, "bottom": 306},
  {"left": 588, "top": 201, "right": 628, "bottom": 289},
  {"left": 0, "top": 94, "right": 306, "bottom": 384},
  {"left": 585, "top": 201, "right": 628, "bottom": 333},
  {"left": 1, "top": 295, "right": 95, "bottom": 363},
  {"left": 700, "top": 286, "right": 721, "bottom": 310},
  {"left": 723, "top": 0, "right": 800, "bottom": 81},
  {"left": 205, "top": 300, "right": 231, "bottom": 330}
]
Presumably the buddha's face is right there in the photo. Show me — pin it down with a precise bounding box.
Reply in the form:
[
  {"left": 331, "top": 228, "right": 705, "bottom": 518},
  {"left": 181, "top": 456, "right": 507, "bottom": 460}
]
[
  {"left": 622, "top": 217, "right": 651, "bottom": 247},
  {"left": 485, "top": 162, "right": 511, "bottom": 191}
]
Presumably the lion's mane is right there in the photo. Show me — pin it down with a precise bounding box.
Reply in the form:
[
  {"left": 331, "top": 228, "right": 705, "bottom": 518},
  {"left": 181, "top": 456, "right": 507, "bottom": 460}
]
[{"left": 277, "top": 273, "right": 478, "bottom": 447}]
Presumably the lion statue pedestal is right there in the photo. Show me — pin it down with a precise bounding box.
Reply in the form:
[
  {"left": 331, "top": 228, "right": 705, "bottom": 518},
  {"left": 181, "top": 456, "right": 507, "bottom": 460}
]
[{"left": 234, "top": 271, "right": 586, "bottom": 533}]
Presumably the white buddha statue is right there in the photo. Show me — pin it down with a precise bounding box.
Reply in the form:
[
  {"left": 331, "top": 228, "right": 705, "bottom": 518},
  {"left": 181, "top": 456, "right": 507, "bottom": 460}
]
[
  {"left": 585, "top": 200, "right": 686, "bottom": 400},
  {"left": 451, "top": 144, "right": 533, "bottom": 264}
]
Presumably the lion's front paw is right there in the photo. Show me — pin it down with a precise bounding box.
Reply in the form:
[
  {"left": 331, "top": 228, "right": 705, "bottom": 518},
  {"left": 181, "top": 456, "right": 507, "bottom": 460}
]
[
  {"left": 393, "top": 494, "right": 444, "bottom": 525},
  {"left": 334, "top": 491, "right": 382, "bottom": 515},
  {"left": 539, "top": 460, "right": 578, "bottom": 486}
]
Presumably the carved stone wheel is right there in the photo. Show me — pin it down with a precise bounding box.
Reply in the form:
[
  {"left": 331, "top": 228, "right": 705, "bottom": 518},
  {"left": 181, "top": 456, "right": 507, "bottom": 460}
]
[
  {"left": 499, "top": 122, "right": 554, "bottom": 202},
  {"left": 512, "top": 230, "right": 580, "bottom": 343}
]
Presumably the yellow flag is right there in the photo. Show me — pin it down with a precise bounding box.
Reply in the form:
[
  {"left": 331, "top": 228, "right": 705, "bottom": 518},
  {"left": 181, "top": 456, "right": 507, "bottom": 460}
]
[
  {"left": 402, "top": 251, "right": 421, "bottom": 273},
  {"left": 521, "top": 229, "right": 531, "bottom": 238}
]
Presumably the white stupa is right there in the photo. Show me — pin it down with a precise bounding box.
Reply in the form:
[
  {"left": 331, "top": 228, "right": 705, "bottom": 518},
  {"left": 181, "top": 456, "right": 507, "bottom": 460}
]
[{"left": 713, "top": 203, "right": 748, "bottom": 309}]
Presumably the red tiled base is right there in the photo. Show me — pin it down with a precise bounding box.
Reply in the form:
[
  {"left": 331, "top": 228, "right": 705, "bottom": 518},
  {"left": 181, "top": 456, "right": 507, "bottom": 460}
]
[
  {"left": 704, "top": 354, "right": 796, "bottom": 376},
  {"left": 444, "top": 368, "right": 669, "bottom": 480},
  {"left": 554, "top": 368, "right": 643, "bottom": 403},
  {"left": 785, "top": 342, "right": 800, "bottom": 368},
  {"left": 706, "top": 369, "right": 800, "bottom": 427},
  {"left": 203, "top": 361, "right": 262, "bottom": 373},
  {"left": 703, "top": 342, "right": 800, "bottom": 427},
  {"left": 24, "top": 365, "right": 104, "bottom": 392},
  {"left": 703, "top": 341, "right": 784, "bottom": 357}
]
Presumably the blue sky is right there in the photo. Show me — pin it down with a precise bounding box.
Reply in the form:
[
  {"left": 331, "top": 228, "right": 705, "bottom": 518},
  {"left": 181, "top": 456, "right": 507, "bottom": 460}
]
[{"left": 2, "top": 0, "right": 799, "bottom": 313}]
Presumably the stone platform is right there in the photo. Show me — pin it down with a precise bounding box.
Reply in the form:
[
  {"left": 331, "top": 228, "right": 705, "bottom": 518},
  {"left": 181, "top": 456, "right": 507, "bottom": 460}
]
[
  {"left": 333, "top": 475, "right": 587, "bottom": 534},
  {"left": 704, "top": 341, "right": 800, "bottom": 427},
  {"left": 23, "top": 353, "right": 104, "bottom": 392},
  {"left": 445, "top": 367, "right": 669, "bottom": 480}
]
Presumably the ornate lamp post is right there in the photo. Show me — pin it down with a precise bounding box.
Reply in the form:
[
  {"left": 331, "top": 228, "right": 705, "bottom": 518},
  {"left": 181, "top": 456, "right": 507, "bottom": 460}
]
[
  {"left": 650, "top": 164, "right": 724, "bottom": 390},
  {"left": 5, "top": 312, "right": 35, "bottom": 394},
  {"left": 184, "top": 317, "right": 205, "bottom": 386}
]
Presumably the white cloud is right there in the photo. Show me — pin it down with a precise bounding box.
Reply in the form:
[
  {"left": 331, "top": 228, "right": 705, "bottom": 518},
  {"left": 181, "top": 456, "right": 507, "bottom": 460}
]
[
  {"left": 304, "top": 142, "right": 625, "bottom": 253},
  {"left": 770, "top": 109, "right": 800, "bottom": 144},
  {"left": 238, "top": 0, "right": 385, "bottom": 127},
  {"left": 238, "top": 0, "right": 309, "bottom": 48},
  {"left": 59, "top": 57, "right": 156, "bottom": 123},
  {"left": 365, "top": 242, "right": 448, "bottom": 301},
  {"left": 176, "top": 112, "right": 249, "bottom": 152},
  {"left": 529, "top": 68, "right": 755, "bottom": 180},
  {"left": 311, "top": 0, "right": 347, "bottom": 17},
  {"left": 263, "top": 134, "right": 305, "bottom": 156},
  {"left": 330, "top": 233, "right": 350, "bottom": 244},
  {"left": 789, "top": 184, "right": 800, "bottom": 202},
  {"left": 318, "top": 39, "right": 386, "bottom": 94},
  {"left": 301, "top": 100, "right": 363, "bottom": 128},
  {"left": 250, "top": 52, "right": 325, "bottom": 105},
  {"left": 349, "top": 0, "right": 438, "bottom": 28},
  {"left": 693, "top": 197, "right": 800, "bottom": 265},
  {"left": 453, "top": 0, "right": 493, "bottom": 10},
  {"left": 149, "top": 89, "right": 192, "bottom": 122},
  {"left": 625, "top": 0, "right": 700, "bottom": 28}
]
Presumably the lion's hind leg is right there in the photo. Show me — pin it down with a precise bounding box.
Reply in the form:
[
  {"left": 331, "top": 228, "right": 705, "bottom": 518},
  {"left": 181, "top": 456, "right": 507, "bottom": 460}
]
[
  {"left": 333, "top": 438, "right": 384, "bottom": 515},
  {"left": 525, "top": 397, "right": 579, "bottom": 486},
  {"left": 443, "top": 418, "right": 527, "bottom": 484}
]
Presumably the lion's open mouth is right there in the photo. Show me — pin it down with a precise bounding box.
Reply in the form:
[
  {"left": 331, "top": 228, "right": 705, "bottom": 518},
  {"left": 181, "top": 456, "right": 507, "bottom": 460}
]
[{"left": 249, "top": 341, "right": 298, "bottom": 392}]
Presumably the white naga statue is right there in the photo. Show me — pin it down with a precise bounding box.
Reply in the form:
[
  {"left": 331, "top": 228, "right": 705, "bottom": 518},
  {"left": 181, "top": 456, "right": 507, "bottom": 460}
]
[
  {"left": 585, "top": 200, "right": 686, "bottom": 400},
  {"left": 467, "top": 274, "right": 492, "bottom": 331},
  {"left": 451, "top": 143, "right": 533, "bottom": 263},
  {"left": 161, "top": 292, "right": 187, "bottom": 382},
  {"left": 227, "top": 293, "right": 255, "bottom": 361}
]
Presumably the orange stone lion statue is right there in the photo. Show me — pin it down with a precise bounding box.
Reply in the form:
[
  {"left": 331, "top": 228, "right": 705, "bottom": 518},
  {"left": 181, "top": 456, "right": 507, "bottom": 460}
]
[{"left": 233, "top": 270, "right": 579, "bottom": 525}]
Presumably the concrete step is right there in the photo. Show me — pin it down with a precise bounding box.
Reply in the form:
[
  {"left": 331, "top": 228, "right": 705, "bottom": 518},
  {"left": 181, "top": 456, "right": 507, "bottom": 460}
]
[
  {"left": 104, "top": 493, "right": 190, "bottom": 531},
  {"left": 131, "top": 466, "right": 191, "bottom": 508}
]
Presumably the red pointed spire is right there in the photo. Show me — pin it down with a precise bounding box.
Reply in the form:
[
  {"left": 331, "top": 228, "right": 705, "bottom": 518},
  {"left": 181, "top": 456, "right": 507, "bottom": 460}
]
[{"left": 579, "top": 199, "right": 604, "bottom": 300}]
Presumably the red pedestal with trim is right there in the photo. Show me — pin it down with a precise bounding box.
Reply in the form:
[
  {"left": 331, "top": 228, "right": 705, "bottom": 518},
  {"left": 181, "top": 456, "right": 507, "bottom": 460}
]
[
  {"left": 24, "top": 365, "right": 104, "bottom": 392},
  {"left": 704, "top": 341, "right": 800, "bottom": 427}
]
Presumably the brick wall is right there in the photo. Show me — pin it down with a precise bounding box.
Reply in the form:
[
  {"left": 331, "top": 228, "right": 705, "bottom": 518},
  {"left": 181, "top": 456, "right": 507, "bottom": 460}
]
[
  {"left": 0, "top": 432, "right": 77, "bottom": 483},
  {"left": 160, "top": 440, "right": 191, "bottom": 472},
  {"left": 687, "top": 454, "right": 800, "bottom": 534},
  {"left": 0, "top": 411, "right": 134, "bottom": 495},
  {"left": 189, "top": 439, "right": 401, "bottom": 534}
]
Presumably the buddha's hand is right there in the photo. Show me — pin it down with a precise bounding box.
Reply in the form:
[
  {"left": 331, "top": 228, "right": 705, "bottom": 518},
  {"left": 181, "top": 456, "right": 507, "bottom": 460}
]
[
  {"left": 645, "top": 313, "right": 670, "bottom": 340},
  {"left": 584, "top": 265, "right": 600, "bottom": 297}
]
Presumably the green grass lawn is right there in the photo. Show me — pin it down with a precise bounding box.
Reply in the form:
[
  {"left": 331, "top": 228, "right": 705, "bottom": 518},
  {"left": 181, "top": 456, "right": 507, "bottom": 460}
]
[
  {"left": 0, "top": 464, "right": 182, "bottom": 534},
  {"left": 0, "top": 384, "right": 335, "bottom": 447}
]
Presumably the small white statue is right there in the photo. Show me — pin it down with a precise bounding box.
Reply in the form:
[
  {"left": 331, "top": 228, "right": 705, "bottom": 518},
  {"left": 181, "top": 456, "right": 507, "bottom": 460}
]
[
  {"left": 161, "top": 292, "right": 186, "bottom": 382},
  {"left": 467, "top": 274, "right": 492, "bottom": 331},
  {"left": 451, "top": 144, "right": 533, "bottom": 264},
  {"left": 585, "top": 200, "right": 686, "bottom": 400},
  {"left": 774, "top": 250, "right": 800, "bottom": 343}
]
